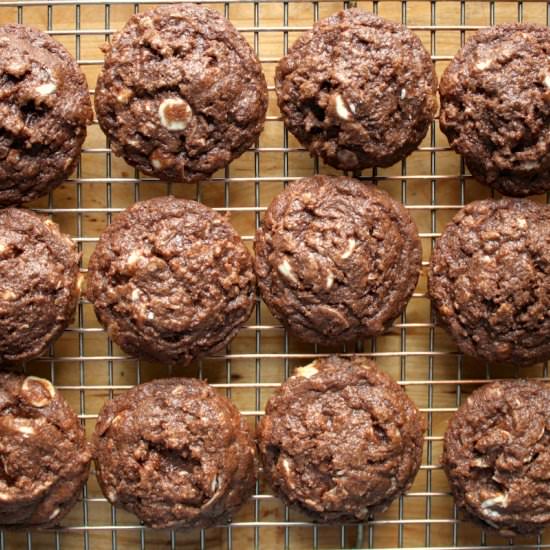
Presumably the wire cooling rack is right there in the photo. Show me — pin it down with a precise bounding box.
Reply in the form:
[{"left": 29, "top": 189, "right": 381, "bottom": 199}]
[{"left": 0, "top": 1, "right": 549, "bottom": 549}]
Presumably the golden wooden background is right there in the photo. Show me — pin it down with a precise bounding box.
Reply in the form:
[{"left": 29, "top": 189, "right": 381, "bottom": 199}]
[{"left": 0, "top": 1, "right": 548, "bottom": 548}]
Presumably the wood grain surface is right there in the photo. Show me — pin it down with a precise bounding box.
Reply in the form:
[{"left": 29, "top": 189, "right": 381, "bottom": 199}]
[{"left": 0, "top": 1, "right": 548, "bottom": 548}]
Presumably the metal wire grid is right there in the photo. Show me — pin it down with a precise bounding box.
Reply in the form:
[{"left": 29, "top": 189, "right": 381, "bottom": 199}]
[{"left": 0, "top": 0, "right": 548, "bottom": 549}]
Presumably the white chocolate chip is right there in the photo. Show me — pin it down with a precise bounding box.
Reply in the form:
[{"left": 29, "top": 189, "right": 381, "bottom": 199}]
[
  {"left": 544, "top": 74, "right": 550, "bottom": 88},
  {"left": 295, "top": 361, "right": 319, "bottom": 379},
  {"left": 400, "top": 89, "right": 407, "bottom": 100},
  {"left": 476, "top": 58, "right": 492, "bottom": 70},
  {"left": 147, "top": 311, "right": 155, "bottom": 320},
  {"left": 277, "top": 259, "right": 298, "bottom": 284},
  {"left": 21, "top": 376, "right": 56, "bottom": 408},
  {"left": 522, "top": 160, "right": 538, "bottom": 170},
  {"left": 151, "top": 158, "right": 162, "bottom": 170},
  {"left": 6, "top": 61, "right": 26, "bottom": 76},
  {"left": 325, "top": 272, "right": 334, "bottom": 290},
  {"left": 0, "top": 290, "right": 15, "bottom": 300},
  {"left": 16, "top": 424, "right": 35, "bottom": 436},
  {"left": 211, "top": 475, "right": 222, "bottom": 494},
  {"left": 0, "top": 242, "right": 6, "bottom": 254},
  {"left": 131, "top": 288, "right": 141, "bottom": 301},
  {"left": 341, "top": 239, "right": 356, "bottom": 259},
  {"left": 482, "top": 509, "right": 502, "bottom": 520},
  {"left": 127, "top": 249, "right": 144, "bottom": 267},
  {"left": 158, "top": 98, "right": 192, "bottom": 131},
  {"left": 470, "top": 457, "right": 490, "bottom": 468},
  {"left": 481, "top": 493, "right": 509, "bottom": 510},
  {"left": 2, "top": 417, "right": 37, "bottom": 437},
  {"left": 36, "top": 82, "right": 56, "bottom": 96},
  {"left": 49, "top": 508, "right": 61, "bottom": 521},
  {"left": 282, "top": 458, "right": 291, "bottom": 474},
  {"left": 334, "top": 94, "right": 351, "bottom": 121},
  {"left": 517, "top": 217, "right": 527, "bottom": 229},
  {"left": 116, "top": 88, "right": 133, "bottom": 104}
]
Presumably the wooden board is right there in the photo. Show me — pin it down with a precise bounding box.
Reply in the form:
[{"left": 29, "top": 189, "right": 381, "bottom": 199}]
[{"left": 0, "top": 1, "right": 548, "bottom": 548}]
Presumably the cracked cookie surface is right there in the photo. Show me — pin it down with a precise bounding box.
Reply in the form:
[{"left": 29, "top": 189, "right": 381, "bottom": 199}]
[
  {"left": 257, "top": 355, "right": 425, "bottom": 522},
  {"left": 93, "top": 378, "right": 257, "bottom": 529},
  {"left": 95, "top": 3, "right": 268, "bottom": 182},
  {"left": 428, "top": 198, "right": 550, "bottom": 365},
  {"left": 0, "top": 24, "right": 92, "bottom": 205},
  {"left": 86, "top": 196, "right": 256, "bottom": 366},
  {"left": 275, "top": 9, "right": 437, "bottom": 172},
  {"left": 0, "top": 372, "right": 91, "bottom": 528},
  {"left": 443, "top": 380, "right": 550, "bottom": 535},
  {"left": 254, "top": 175, "right": 422, "bottom": 345},
  {"left": 440, "top": 23, "right": 550, "bottom": 197},
  {"left": 0, "top": 208, "right": 81, "bottom": 363}
]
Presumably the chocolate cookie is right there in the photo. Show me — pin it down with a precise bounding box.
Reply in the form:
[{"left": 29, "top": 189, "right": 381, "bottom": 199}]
[
  {"left": 439, "top": 23, "right": 550, "bottom": 197},
  {"left": 0, "top": 24, "right": 92, "bottom": 206},
  {"left": 275, "top": 9, "right": 437, "bottom": 172},
  {"left": 428, "top": 198, "right": 550, "bottom": 365},
  {"left": 0, "top": 372, "right": 91, "bottom": 528},
  {"left": 86, "top": 196, "right": 256, "bottom": 366},
  {"left": 443, "top": 379, "right": 550, "bottom": 536},
  {"left": 257, "top": 355, "right": 425, "bottom": 522},
  {"left": 95, "top": 3, "right": 268, "bottom": 182},
  {"left": 0, "top": 208, "right": 81, "bottom": 363},
  {"left": 94, "top": 378, "right": 256, "bottom": 529},
  {"left": 254, "top": 175, "right": 422, "bottom": 345}
]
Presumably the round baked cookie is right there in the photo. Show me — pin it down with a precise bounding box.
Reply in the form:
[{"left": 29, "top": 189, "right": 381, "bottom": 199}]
[
  {"left": 0, "top": 372, "right": 91, "bottom": 528},
  {"left": 443, "top": 379, "right": 550, "bottom": 536},
  {"left": 86, "top": 196, "right": 256, "bottom": 366},
  {"left": 0, "top": 208, "right": 81, "bottom": 363},
  {"left": 275, "top": 9, "right": 437, "bottom": 172},
  {"left": 428, "top": 198, "right": 550, "bottom": 365},
  {"left": 257, "top": 355, "right": 425, "bottom": 522},
  {"left": 94, "top": 377, "right": 256, "bottom": 529},
  {"left": 0, "top": 24, "right": 92, "bottom": 206},
  {"left": 254, "top": 175, "right": 422, "bottom": 344},
  {"left": 440, "top": 23, "right": 550, "bottom": 197},
  {"left": 95, "top": 3, "right": 268, "bottom": 182}
]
